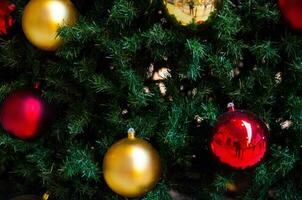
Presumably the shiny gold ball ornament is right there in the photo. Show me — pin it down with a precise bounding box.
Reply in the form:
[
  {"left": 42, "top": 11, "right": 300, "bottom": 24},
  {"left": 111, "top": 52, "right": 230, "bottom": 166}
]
[
  {"left": 103, "top": 128, "right": 161, "bottom": 197},
  {"left": 22, "top": 0, "right": 78, "bottom": 51},
  {"left": 163, "top": 0, "right": 223, "bottom": 26},
  {"left": 10, "top": 196, "right": 41, "bottom": 200},
  {"left": 10, "top": 192, "right": 49, "bottom": 200}
]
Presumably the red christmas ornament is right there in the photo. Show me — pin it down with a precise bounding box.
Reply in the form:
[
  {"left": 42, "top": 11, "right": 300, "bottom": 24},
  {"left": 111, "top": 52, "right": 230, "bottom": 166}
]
[
  {"left": 279, "top": 0, "right": 302, "bottom": 30},
  {"left": 211, "top": 103, "right": 268, "bottom": 169},
  {"left": 0, "top": 84, "right": 49, "bottom": 139},
  {"left": 0, "top": 0, "right": 15, "bottom": 35}
]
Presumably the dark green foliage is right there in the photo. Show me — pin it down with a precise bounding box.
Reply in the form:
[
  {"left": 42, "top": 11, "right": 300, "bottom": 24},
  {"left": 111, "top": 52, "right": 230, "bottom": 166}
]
[{"left": 0, "top": 0, "right": 301, "bottom": 199}]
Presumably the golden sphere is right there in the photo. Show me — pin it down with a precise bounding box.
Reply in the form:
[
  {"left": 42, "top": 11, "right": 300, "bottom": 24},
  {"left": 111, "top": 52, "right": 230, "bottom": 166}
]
[
  {"left": 10, "top": 195, "right": 41, "bottom": 200},
  {"left": 163, "top": 0, "right": 222, "bottom": 26},
  {"left": 22, "top": 0, "right": 78, "bottom": 51},
  {"left": 103, "top": 129, "right": 161, "bottom": 197},
  {"left": 10, "top": 192, "right": 49, "bottom": 200}
]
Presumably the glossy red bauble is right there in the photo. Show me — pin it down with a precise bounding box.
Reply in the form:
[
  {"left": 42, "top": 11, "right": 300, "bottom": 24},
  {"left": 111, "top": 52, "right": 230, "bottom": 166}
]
[
  {"left": 211, "top": 104, "right": 268, "bottom": 169},
  {"left": 0, "top": 87, "right": 49, "bottom": 140},
  {"left": 279, "top": 0, "right": 302, "bottom": 30},
  {"left": 0, "top": 0, "right": 15, "bottom": 35}
]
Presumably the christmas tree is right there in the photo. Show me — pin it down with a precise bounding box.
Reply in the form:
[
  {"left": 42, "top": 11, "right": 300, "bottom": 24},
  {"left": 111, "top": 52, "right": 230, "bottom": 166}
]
[{"left": 1, "top": 0, "right": 302, "bottom": 199}]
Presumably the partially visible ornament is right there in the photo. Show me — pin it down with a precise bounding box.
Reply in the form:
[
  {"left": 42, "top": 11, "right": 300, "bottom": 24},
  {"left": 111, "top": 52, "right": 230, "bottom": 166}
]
[
  {"left": 280, "top": 120, "right": 292, "bottom": 130},
  {"left": 194, "top": 115, "right": 203, "bottom": 127},
  {"left": 103, "top": 128, "right": 161, "bottom": 197},
  {"left": 226, "top": 181, "right": 237, "bottom": 193},
  {"left": 162, "top": 0, "right": 223, "bottom": 26},
  {"left": 10, "top": 192, "right": 50, "bottom": 200},
  {"left": 157, "top": 82, "right": 167, "bottom": 96},
  {"left": 211, "top": 103, "right": 268, "bottom": 169},
  {"left": 169, "top": 190, "right": 191, "bottom": 200},
  {"left": 152, "top": 67, "right": 171, "bottom": 81},
  {"left": 0, "top": 0, "right": 15, "bottom": 35},
  {"left": 22, "top": 0, "right": 78, "bottom": 51},
  {"left": 225, "top": 174, "right": 251, "bottom": 194},
  {"left": 279, "top": 0, "right": 302, "bottom": 30},
  {"left": 0, "top": 84, "right": 50, "bottom": 140}
]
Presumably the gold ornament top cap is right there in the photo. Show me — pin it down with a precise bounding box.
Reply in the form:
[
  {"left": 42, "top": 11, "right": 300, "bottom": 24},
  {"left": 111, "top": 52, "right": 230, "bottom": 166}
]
[{"left": 127, "top": 128, "right": 136, "bottom": 139}]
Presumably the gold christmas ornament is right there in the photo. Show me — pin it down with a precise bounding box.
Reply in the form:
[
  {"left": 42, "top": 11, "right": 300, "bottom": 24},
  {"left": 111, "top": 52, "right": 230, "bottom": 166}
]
[
  {"left": 10, "top": 192, "right": 49, "bottom": 200},
  {"left": 103, "top": 128, "right": 161, "bottom": 197},
  {"left": 22, "top": 0, "right": 78, "bottom": 51},
  {"left": 163, "top": 0, "right": 223, "bottom": 26}
]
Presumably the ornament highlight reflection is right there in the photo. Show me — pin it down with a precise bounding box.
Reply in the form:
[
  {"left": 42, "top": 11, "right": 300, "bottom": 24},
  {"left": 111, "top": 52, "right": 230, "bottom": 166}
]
[
  {"left": 242, "top": 120, "right": 252, "bottom": 145},
  {"left": 23, "top": 97, "right": 42, "bottom": 135},
  {"left": 131, "top": 147, "right": 150, "bottom": 172},
  {"left": 49, "top": 1, "right": 68, "bottom": 22}
]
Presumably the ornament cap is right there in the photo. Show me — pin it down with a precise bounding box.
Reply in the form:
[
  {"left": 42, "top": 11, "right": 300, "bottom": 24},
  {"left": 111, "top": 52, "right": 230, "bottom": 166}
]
[
  {"left": 128, "top": 128, "right": 136, "bottom": 139},
  {"left": 227, "top": 102, "right": 235, "bottom": 112}
]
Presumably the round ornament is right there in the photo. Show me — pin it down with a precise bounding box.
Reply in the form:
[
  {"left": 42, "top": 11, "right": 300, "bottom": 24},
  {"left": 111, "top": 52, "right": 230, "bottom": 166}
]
[
  {"left": 279, "top": 0, "right": 302, "bottom": 30},
  {"left": 162, "top": 0, "right": 223, "bottom": 26},
  {"left": 10, "top": 192, "right": 49, "bottom": 200},
  {"left": 10, "top": 196, "right": 41, "bottom": 200},
  {"left": 0, "top": 0, "right": 16, "bottom": 35},
  {"left": 103, "top": 128, "right": 161, "bottom": 197},
  {"left": 210, "top": 103, "right": 268, "bottom": 169},
  {"left": 22, "top": 0, "right": 78, "bottom": 51},
  {"left": 0, "top": 85, "right": 50, "bottom": 140}
]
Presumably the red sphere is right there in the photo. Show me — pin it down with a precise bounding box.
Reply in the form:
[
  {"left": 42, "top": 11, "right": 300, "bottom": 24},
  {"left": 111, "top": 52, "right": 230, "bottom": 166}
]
[
  {"left": 0, "top": 88, "right": 48, "bottom": 139},
  {"left": 211, "top": 105, "right": 268, "bottom": 169},
  {"left": 0, "top": 0, "right": 15, "bottom": 35},
  {"left": 279, "top": 0, "right": 302, "bottom": 30}
]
